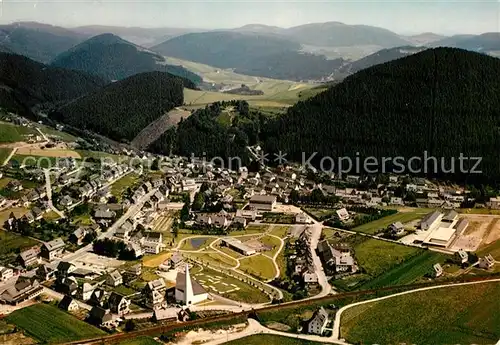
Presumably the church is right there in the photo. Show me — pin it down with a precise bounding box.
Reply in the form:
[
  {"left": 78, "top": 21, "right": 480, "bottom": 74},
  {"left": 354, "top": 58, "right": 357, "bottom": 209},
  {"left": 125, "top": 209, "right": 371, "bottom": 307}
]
[{"left": 175, "top": 264, "right": 208, "bottom": 305}]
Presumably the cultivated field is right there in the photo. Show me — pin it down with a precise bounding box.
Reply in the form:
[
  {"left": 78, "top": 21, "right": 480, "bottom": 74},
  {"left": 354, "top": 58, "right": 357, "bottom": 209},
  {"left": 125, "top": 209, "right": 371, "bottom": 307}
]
[
  {"left": 352, "top": 210, "right": 426, "bottom": 234},
  {"left": 15, "top": 147, "right": 81, "bottom": 158},
  {"left": 0, "top": 122, "right": 38, "bottom": 143},
  {"left": 340, "top": 282, "right": 500, "bottom": 344},
  {"left": 5, "top": 304, "right": 105, "bottom": 343}
]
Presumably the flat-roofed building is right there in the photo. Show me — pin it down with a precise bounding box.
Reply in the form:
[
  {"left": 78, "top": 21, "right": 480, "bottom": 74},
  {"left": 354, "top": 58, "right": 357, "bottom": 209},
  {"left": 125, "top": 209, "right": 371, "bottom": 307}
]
[
  {"left": 220, "top": 238, "right": 256, "bottom": 256},
  {"left": 249, "top": 195, "right": 277, "bottom": 211},
  {"left": 423, "top": 226, "right": 457, "bottom": 248}
]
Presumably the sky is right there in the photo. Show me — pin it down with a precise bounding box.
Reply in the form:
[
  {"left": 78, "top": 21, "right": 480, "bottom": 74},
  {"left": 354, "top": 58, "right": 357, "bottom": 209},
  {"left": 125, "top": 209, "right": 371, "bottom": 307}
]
[{"left": 0, "top": 0, "right": 498, "bottom": 35}]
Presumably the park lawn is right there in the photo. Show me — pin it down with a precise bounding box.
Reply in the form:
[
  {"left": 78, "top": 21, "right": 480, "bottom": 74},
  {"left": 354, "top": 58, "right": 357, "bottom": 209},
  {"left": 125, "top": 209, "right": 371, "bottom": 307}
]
[
  {"left": 5, "top": 303, "right": 106, "bottom": 343},
  {"left": 0, "top": 121, "right": 38, "bottom": 143},
  {"left": 187, "top": 252, "right": 238, "bottom": 269},
  {"left": 260, "top": 235, "right": 283, "bottom": 257},
  {"left": 0, "top": 147, "right": 12, "bottom": 163},
  {"left": 245, "top": 224, "right": 270, "bottom": 233},
  {"left": 269, "top": 225, "right": 290, "bottom": 238},
  {"left": 340, "top": 282, "right": 500, "bottom": 344},
  {"left": 226, "top": 335, "right": 325, "bottom": 345},
  {"left": 110, "top": 173, "right": 140, "bottom": 200},
  {"left": 0, "top": 230, "right": 38, "bottom": 263},
  {"left": 195, "top": 266, "right": 269, "bottom": 304},
  {"left": 180, "top": 237, "right": 212, "bottom": 251},
  {"left": 352, "top": 211, "right": 425, "bottom": 234},
  {"left": 117, "top": 336, "right": 162, "bottom": 345},
  {"left": 238, "top": 254, "right": 277, "bottom": 281}
]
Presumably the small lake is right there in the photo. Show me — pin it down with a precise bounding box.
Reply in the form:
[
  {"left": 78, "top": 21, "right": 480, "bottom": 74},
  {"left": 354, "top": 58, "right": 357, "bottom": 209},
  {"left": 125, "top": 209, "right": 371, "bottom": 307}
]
[{"left": 190, "top": 238, "right": 208, "bottom": 249}]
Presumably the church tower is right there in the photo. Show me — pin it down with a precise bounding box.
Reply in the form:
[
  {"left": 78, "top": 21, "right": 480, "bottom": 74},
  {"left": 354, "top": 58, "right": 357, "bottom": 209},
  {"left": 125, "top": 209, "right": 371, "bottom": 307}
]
[{"left": 184, "top": 263, "right": 194, "bottom": 305}]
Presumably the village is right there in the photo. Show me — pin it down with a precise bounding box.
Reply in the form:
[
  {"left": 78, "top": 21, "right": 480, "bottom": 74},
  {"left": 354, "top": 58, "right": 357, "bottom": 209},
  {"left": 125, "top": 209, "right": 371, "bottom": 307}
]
[{"left": 0, "top": 114, "right": 499, "bottom": 342}]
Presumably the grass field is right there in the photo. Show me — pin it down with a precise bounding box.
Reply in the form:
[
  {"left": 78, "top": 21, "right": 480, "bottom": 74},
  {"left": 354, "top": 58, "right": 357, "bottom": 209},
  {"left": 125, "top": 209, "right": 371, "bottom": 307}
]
[
  {"left": 15, "top": 147, "right": 81, "bottom": 158},
  {"left": 238, "top": 255, "right": 277, "bottom": 280},
  {"left": 0, "top": 230, "right": 38, "bottom": 264},
  {"left": 0, "top": 207, "right": 28, "bottom": 228},
  {"left": 194, "top": 266, "right": 269, "bottom": 304},
  {"left": 76, "top": 150, "right": 125, "bottom": 162},
  {"left": 226, "top": 335, "right": 325, "bottom": 345},
  {"left": 187, "top": 251, "right": 238, "bottom": 268},
  {"left": 5, "top": 304, "right": 106, "bottom": 343},
  {"left": 0, "top": 122, "right": 38, "bottom": 143},
  {"left": 0, "top": 147, "right": 12, "bottom": 163},
  {"left": 11, "top": 154, "right": 58, "bottom": 168},
  {"left": 117, "top": 336, "right": 161, "bottom": 345},
  {"left": 110, "top": 173, "right": 140, "bottom": 200},
  {"left": 352, "top": 211, "right": 426, "bottom": 234},
  {"left": 331, "top": 235, "right": 429, "bottom": 291},
  {"left": 340, "top": 282, "right": 500, "bottom": 344},
  {"left": 477, "top": 239, "right": 500, "bottom": 259},
  {"left": 260, "top": 235, "right": 283, "bottom": 257}
]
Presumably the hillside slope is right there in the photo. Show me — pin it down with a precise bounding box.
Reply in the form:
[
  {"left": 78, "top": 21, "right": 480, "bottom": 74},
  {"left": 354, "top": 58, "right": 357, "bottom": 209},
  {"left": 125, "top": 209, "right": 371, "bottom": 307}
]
[
  {"left": 338, "top": 46, "right": 427, "bottom": 75},
  {"left": 0, "top": 52, "right": 107, "bottom": 116},
  {"left": 50, "top": 72, "right": 195, "bottom": 141},
  {"left": 152, "top": 31, "right": 344, "bottom": 81},
  {"left": 262, "top": 48, "right": 500, "bottom": 180},
  {"left": 51, "top": 33, "right": 202, "bottom": 84},
  {"left": 285, "top": 22, "right": 410, "bottom": 47},
  {"left": 0, "top": 22, "right": 85, "bottom": 63}
]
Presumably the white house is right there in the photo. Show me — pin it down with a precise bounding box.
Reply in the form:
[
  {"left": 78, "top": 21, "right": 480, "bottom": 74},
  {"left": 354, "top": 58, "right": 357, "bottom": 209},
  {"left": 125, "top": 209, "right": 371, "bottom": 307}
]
[{"left": 307, "top": 307, "right": 329, "bottom": 335}]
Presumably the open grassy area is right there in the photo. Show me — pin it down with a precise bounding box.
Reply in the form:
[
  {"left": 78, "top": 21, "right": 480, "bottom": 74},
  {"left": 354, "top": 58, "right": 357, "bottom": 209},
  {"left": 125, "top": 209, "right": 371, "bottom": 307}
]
[
  {"left": 303, "top": 207, "right": 337, "bottom": 220},
  {"left": 477, "top": 239, "right": 500, "bottom": 259},
  {"left": 5, "top": 303, "right": 106, "bottom": 343},
  {"left": 194, "top": 266, "right": 269, "bottom": 304},
  {"left": 260, "top": 235, "right": 283, "bottom": 257},
  {"left": 187, "top": 251, "right": 238, "bottom": 269},
  {"left": 110, "top": 173, "right": 140, "bottom": 200},
  {"left": 0, "top": 229, "right": 38, "bottom": 264},
  {"left": 269, "top": 225, "right": 290, "bottom": 238},
  {"left": 331, "top": 235, "right": 428, "bottom": 291},
  {"left": 76, "top": 150, "right": 126, "bottom": 162},
  {"left": 0, "top": 147, "right": 12, "bottom": 163},
  {"left": 36, "top": 124, "right": 78, "bottom": 142},
  {"left": 352, "top": 210, "right": 427, "bottom": 234},
  {"left": 340, "top": 282, "right": 500, "bottom": 344},
  {"left": 11, "top": 154, "right": 59, "bottom": 168},
  {"left": 226, "top": 335, "right": 325, "bottom": 345},
  {"left": 43, "top": 210, "right": 61, "bottom": 221},
  {"left": 117, "top": 336, "right": 162, "bottom": 345},
  {"left": 0, "top": 207, "right": 28, "bottom": 228},
  {"left": 238, "top": 255, "right": 277, "bottom": 281},
  {"left": 0, "top": 121, "right": 38, "bottom": 143}
]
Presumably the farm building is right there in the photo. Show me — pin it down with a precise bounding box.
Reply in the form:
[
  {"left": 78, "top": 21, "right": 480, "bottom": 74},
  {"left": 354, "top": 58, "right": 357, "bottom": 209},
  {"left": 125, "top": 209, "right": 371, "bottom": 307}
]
[{"left": 249, "top": 195, "right": 277, "bottom": 211}]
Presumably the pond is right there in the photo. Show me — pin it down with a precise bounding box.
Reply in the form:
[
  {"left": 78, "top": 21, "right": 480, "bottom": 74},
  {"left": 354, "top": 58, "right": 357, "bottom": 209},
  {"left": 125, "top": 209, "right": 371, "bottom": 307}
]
[{"left": 190, "top": 237, "right": 209, "bottom": 249}]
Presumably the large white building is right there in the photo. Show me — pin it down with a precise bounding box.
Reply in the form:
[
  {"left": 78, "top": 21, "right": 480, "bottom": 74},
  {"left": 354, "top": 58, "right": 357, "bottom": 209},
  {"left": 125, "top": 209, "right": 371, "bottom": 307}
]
[
  {"left": 418, "top": 210, "right": 466, "bottom": 248},
  {"left": 175, "top": 265, "right": 208, "bottom": 306}
]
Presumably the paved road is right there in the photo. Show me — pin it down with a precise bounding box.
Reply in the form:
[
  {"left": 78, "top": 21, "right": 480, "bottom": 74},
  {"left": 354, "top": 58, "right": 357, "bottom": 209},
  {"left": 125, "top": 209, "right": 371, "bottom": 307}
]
[
  {"left": 331, "top": 278, "right": 500, "bottom": 341},
  {"left": 57, "top": 188, "right": 158, "bottom": 265},
  {"left": 43, "top": 168, "right": 66, "bottom": 219},
  {"left": 203, "top": 318, "right": 348, "bottom": 345}
]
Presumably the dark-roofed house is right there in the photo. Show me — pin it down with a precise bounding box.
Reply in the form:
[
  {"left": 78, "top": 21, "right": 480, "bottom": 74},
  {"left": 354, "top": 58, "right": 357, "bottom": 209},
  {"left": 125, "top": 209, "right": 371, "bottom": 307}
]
[
  {"left": 36, "top": 264, "right": 56, "bottom": 281},
  {"left": 41, "top": 238, "right": 65, "bottom": 261},
  {"left": 420, "top": 211, "right": 442, "bottom": 231},
  {"left": 87, "top": 306, "right": 114, "bottom": 327},
  {"left": 0, "top": 278, "right": 43, "bottom": 305},
  {"left": 89, "top": 289, "right": 107, "bottom": 307},
  {"left": 58, "top": 295, "right": 79, "bottom": 312},
  {"left": 107, "top": 292, "right": 130, "bottom": 316},
  {"left": 57, "top": 261, "right": 76, "bottom": 278}
]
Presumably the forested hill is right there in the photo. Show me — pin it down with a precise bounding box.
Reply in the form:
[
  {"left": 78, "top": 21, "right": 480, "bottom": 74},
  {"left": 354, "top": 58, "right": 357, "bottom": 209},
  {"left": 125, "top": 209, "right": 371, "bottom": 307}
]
[
  {"left": 261, "top": 48, "right": 500, "bottom": 180},
  {"left": 51, "top": 33, "right": 202, "bottom": 84},
  {"left": 0, "top": 23, "right": 85, "bottom": 63},
  {"left": 50, "top": 71, "right": 195, "bottom": 141},
  {"left": 0, "top": 52, "right": 107, "bottom": 116},
  {"left": 152, "top": 31, "right": 345, "bottom": 81}
]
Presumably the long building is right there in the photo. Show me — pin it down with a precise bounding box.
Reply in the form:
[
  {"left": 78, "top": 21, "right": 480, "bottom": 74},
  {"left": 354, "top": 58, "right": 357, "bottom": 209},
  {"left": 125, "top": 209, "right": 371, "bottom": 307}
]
[
  {"left": 220, "top": 238, "right": 256, "bottom": 256},
  {"left": 249, "top": 195, "right": 277, "bottom": 211}
]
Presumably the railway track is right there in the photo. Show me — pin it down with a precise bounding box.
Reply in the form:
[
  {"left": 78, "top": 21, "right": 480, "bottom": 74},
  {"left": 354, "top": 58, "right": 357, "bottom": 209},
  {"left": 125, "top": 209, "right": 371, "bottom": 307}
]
[{"left": 61, "top": 274, "right": 500, "bottom": 345}]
